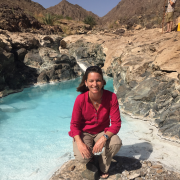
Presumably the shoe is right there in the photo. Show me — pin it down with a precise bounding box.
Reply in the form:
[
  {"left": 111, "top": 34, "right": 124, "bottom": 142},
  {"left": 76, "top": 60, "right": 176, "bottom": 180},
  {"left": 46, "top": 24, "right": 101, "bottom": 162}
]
[{"left": 99, "top": 171, "right": 109, "bottom": 179}]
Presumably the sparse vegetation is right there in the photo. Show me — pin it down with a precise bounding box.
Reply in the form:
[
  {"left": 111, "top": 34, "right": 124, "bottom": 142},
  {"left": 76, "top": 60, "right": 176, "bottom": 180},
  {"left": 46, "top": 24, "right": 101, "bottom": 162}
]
[
  {"left": 11, "top": 7, "right": 14, "bottom": 14},
  {"left": 108, "top": 21, "right": 120, "bottom": 29},
  {"left": 83, "top": 16, "right": 96, "bottom": 28},
  {"left": 54, "top": 14, "right": 64, "bottom": 20},
  {"left": 42, "top": 13, "right": 55, "bottom": 25},
  {"left": 33, "top": 12, "right": 73, "bottom": 25},
  {"left": 65, "top": 16, "right": 72, "bottom": 20}
]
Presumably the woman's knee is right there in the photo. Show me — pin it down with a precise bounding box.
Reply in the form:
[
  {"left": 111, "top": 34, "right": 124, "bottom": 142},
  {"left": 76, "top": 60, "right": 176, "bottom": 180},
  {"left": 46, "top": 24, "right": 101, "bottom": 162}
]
[{"left": 109, "top": 134, "right": 122, "bottom": 147}]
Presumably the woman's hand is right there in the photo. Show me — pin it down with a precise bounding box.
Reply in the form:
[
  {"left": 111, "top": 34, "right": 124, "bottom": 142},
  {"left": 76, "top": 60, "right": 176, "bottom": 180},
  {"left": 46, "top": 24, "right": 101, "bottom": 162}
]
[
  {"left": 76, "top": 141, "right": 92, "bottom": 159},
  {"left": 92, "top": 136, "right": 106, "bottom": 154}
]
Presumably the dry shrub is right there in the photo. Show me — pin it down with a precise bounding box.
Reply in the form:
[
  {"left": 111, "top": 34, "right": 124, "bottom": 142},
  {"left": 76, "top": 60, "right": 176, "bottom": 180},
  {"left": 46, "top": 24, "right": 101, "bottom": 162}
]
[
  {"left": 34, "top": 12, "right": 44, "bottom": 18},
  {"left": 34, "top": 12, "right": 45, "bottom": 23},
  {"left": 108, "top": 21, "right": 121, "bottom": 29}
]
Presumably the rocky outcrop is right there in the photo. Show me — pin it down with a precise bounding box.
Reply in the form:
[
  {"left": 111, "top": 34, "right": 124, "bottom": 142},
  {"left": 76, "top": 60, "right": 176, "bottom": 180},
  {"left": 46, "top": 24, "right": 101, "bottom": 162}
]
[
  {"left": 58, "top": 36, "right": 106, "bottom": 71},
  {"left": 24, "top": 47, "right": 77, "bottom": 83},
  {"left": 50, "top": 156, "right": 180, "bottom": 180},
  {"left": 106, "top": 30, "right": 180, "bottom": 143},
  {"left": 0, "top": 30, "right": 79, "bottom": 97},
  {"left": 66, "top": 39, "right": 106, "bottom": 68}
]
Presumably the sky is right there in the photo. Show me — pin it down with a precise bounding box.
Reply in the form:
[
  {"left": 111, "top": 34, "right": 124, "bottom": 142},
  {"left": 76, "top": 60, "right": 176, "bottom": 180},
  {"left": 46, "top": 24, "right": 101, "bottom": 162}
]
[{"left": 33, "top": 0, "right": 121, "bottom": 17}]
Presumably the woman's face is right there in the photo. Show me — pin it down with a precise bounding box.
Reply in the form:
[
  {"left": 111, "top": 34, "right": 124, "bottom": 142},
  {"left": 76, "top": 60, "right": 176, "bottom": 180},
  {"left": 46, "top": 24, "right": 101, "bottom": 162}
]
[{"left": 85, "top": 72, "right": 104, "bottom": 94}]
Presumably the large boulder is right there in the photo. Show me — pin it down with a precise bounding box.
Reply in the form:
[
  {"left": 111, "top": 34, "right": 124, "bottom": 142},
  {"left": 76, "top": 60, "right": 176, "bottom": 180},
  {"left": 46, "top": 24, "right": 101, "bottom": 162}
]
[{"left": 24, "top": 47, "right": 77, "bottom": 83}]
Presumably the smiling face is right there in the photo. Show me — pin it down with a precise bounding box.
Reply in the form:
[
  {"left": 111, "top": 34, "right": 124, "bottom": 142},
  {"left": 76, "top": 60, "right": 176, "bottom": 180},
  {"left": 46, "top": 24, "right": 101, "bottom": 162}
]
[{"left": 85, "top": 72, "right": 104, "bottom": 95}]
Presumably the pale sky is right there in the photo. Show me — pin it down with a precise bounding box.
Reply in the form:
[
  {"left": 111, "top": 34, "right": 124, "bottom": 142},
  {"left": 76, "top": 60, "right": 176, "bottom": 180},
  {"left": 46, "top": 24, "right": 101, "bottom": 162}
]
[{"left": 33, "top": 0, "right": 121, "bottom": 17}]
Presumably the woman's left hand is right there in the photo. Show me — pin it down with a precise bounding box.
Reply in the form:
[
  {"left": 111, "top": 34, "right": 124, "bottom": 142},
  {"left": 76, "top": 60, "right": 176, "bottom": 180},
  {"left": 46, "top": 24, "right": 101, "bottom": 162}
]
[{"left": 92, "top": 136, "right": 106, "bottom": 154}]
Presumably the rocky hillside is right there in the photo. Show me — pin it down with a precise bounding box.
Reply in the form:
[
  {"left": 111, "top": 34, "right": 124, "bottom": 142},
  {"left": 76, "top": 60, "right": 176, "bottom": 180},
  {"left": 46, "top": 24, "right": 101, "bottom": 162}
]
[
  {"left": 0, "top": 4, "right": 41, "bottom": 32},
  {"left": 0, "top": 3, "right": 65, "bottom": 35},
  {"left": 101, "top": 0, "right": 180, "bottom": 29},
  {"left": 47, "top": 0, "right": 100, "bottom": 22},
  {"left": 0, "top": 0, "right": 48, "bottom": 16}
]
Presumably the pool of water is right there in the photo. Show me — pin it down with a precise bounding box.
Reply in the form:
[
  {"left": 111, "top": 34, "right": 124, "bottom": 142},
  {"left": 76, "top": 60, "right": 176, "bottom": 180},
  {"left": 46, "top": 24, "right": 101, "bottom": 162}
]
[{"left": 0, "top": 76, "right": 129, "bottom": 180}]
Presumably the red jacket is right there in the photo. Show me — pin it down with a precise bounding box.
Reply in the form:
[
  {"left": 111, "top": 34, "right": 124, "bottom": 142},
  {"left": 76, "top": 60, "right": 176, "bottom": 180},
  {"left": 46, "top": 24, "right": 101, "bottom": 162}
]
[{"left": 69, "top": 90, "right": 121, "bottom": 137}]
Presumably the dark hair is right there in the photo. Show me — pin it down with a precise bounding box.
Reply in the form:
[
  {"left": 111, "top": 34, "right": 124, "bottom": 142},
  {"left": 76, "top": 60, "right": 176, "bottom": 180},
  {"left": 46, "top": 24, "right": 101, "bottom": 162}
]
[{"left": 77, "top": 66, "right": 106, "bottom": 93}]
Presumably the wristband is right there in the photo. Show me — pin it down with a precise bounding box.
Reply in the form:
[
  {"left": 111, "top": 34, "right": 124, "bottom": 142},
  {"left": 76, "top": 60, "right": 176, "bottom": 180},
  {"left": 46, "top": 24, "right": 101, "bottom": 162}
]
[{"left": 103, "top": 134, "right": 109, "bottom": 140}]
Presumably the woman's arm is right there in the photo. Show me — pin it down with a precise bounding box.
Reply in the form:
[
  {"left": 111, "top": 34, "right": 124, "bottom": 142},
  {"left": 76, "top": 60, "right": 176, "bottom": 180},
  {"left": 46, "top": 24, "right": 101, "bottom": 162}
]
[
  {"left": 92, "top": 131, "right": 114, "bottom": 153},
  {"left": 69, "top": 95, "right": 92, "bottom": 159},
  {"left": 74, "top": 135, "right": 92, "bottom": 159},
  {"left": 69, "top": 95, "right": 83, "bottom": 137}
]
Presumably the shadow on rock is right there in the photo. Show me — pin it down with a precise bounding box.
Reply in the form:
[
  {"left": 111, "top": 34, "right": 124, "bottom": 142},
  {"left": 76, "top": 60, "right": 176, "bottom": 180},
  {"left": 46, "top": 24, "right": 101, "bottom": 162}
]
[{"left": 108, "top": 156, "right": 142, "bottom": 176}]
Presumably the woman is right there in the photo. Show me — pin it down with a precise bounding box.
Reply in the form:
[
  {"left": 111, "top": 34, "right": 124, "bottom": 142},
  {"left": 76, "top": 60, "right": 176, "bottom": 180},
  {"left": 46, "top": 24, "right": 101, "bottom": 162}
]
[{"left": 69, "top": 66, "right": 122, "bottom": 179}]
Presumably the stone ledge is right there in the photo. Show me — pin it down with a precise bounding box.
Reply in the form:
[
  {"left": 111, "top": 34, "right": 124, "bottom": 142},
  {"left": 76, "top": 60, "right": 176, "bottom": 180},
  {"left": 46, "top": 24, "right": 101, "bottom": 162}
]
[{"left": 49, "top": 156, "right": 180, "bottom": 180}]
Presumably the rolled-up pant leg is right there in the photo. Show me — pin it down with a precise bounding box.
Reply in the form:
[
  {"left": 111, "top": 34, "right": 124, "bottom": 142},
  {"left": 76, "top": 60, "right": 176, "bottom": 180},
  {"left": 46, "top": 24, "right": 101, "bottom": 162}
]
[
  {"left": 73, "top": 132, "right": 94, "bottom": 163},
  {"left": 94, "top": 132, "right": 122, "bottom": 173}
]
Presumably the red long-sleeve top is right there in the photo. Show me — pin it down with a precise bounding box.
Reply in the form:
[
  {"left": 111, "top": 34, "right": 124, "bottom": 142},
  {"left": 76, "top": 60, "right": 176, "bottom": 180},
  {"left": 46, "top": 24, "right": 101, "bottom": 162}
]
[{"left": 68, "top": 89, "right": 121, "bottom": 137}]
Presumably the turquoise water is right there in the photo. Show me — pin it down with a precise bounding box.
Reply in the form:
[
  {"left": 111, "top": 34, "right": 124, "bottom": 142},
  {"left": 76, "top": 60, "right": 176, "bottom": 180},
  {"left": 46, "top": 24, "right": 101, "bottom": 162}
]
[{"left": 0, "top": 76, "right": 119, "bottom": 180}]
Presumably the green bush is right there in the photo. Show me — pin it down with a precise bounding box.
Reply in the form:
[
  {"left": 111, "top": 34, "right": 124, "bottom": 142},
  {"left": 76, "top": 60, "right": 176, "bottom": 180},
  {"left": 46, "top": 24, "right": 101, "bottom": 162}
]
[
  {"left": 54, "top": 14, "right": 64, "bottom": 20},
  {"left": 65, "top": 16, "right": 72, "bottom": 20},
  {"left": 42, "top": 13, "right": 54, "bottom": 25},
  {"left": 83, "top": 16, "right": 96, "bottom": 28}
]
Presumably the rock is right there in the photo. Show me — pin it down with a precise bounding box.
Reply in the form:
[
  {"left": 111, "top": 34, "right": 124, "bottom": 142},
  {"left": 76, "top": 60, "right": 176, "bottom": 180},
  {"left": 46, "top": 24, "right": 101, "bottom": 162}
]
[
  {"left": 9, "top": 33, "right": 40, "bottom": 49},
  {"left": 128, "top": 172, "right": 140, "bottom": 179},
  {"left": 156, "top": 169, "right": 164, "bottom": 174},
  {"left": 0, "top": 31, "right": 80, "bottom": 97},
  {"left": 67, "top": 39, "right": 106, "bottom": 68},
  {"left": 37, "top": 71, "right": 49, "bottom": 83},
  {"left": 15, "top": 48, "right": 27, "bottom": 62},
  {"left": 113, "top": 29, "right": 125, "bottom": 35},
  {"left": 134, "top": 25, "right": 142, "bottom": 30},
  {"left": 151, "top": 164, "right": 163, "bottom": 169},
  {"left": 24, "top": 47, "right": 77, "bottom": 83},
  {"left": 122, "top": 170, "right": 129, "bottom": 177},
  {"left": 60, "top": 39, "right": 67, "bottom": 49},
  {"left": 50, "top": 157, "right": 180, "bottom": 180},
  {"left": 38, "top": 35, "right": 62, "bottom": 52},
  {"left": 49, "top": 160, "right": 98, "bottom": 180}
]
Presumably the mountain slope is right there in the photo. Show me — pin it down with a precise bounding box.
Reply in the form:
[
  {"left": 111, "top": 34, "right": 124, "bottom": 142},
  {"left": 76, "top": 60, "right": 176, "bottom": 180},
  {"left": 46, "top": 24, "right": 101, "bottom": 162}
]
[
  {"left": 47, "top": 0, "right": 99, "bottom": 22},
  {"left": 101, "top": 0, "right": 180, "bottom": 28},
  {"left": 0, "top": 0, "right": 48, "bottom": 15}
]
